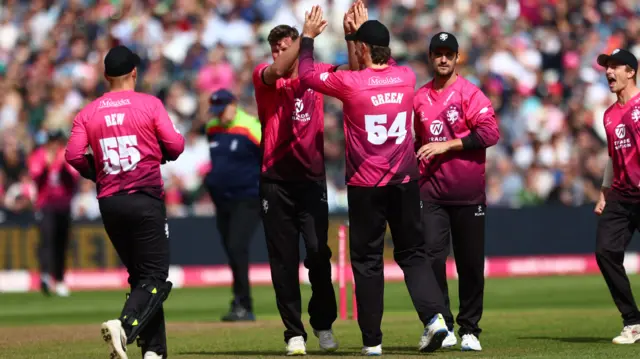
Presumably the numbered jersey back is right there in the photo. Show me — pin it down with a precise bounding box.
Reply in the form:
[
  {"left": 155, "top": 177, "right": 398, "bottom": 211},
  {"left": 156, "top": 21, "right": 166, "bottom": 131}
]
[
  {"left": 83, "top": 92, "right": 167, "bottom": 197},
  {"left": 342, "top": 65, "right": 419, "bottom": 187}
]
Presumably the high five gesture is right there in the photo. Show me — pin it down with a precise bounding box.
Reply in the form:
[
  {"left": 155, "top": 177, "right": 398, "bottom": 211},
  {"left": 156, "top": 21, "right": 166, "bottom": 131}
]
[{"left": 302, "top": 5, "right": 328, "bottom": 39}]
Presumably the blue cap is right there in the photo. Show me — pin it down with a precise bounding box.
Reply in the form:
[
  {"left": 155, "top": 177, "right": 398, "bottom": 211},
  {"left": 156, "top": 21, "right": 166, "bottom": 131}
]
[{"left": 209, "top": 89, "right": 236, "bottom": 115}]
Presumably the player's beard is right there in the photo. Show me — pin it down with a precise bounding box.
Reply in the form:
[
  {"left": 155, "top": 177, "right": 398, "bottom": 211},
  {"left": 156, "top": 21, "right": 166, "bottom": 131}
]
[{"left": 434, "top": 65, "right": 455, "bottom": 78}]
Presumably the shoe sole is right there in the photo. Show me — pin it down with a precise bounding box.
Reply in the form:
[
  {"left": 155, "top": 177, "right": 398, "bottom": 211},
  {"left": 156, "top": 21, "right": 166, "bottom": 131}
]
[
  {"left": 612, "top": 340, "right": 640, "bottom": 344},
  {"left": 320, "top": 345, "right": 339, "bottom": 352},
  {"left": 419, "top": 329, "right": 448, "bottom": 353},
  {"left": 286, "top": 349, "right": 306, "bottom": 356},
  {"left": 221, "top": 318, "right": 256, "bottom": 322},
  {"left": 101, "top": 322, "right": 128, "bottom": 359},
  {"left": 461, "top": 345, "right": 482, "bottom": 351}
]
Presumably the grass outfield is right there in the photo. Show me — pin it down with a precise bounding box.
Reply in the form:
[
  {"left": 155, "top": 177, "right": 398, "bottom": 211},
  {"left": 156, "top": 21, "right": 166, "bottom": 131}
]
[{"left": 0, "top": 275, "right": 639, "bottom": 358}]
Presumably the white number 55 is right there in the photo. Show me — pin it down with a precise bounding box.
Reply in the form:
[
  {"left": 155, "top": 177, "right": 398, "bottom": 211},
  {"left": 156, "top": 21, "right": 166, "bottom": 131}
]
[
  {"left": 365, "top": 111, "right": 408, "bottom": 145},
  {"left": 99, "top": 135, "right": 141, "bottom": 174}
]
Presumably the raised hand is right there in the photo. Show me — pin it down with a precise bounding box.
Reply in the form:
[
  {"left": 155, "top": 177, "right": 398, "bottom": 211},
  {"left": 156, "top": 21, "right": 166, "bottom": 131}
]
[
  {"left": 302, "top": 5, "right": 329, "bottom": 39},
  {"left": 344, "top": 5, "right": 357, "bottom": 35},
  {"left": 353, "top": 0, "right": 368, "bottom": 30}
]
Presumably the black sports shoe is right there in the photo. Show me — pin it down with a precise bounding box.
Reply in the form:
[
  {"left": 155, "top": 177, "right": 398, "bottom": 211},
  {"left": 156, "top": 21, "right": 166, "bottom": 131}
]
[
  {"left": 40, "top": 274, "right": 52, "bottom": 297},
  {"left": 221, "top": 304, "right": 256, "bottom": 322}
]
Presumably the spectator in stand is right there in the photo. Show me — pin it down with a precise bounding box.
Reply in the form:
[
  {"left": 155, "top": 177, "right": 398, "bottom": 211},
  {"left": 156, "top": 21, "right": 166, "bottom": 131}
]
[
  {"left": 71, "top": 178, "right": 100, "bottom": 220},
  {"left": 3, "top": 170, "right": 37, "bottom": 214}
]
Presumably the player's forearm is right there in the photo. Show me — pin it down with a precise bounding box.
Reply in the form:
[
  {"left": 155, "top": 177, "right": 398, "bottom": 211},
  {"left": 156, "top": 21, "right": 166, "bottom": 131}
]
[
  {"left": 266, "top": 38, "right": 301, "bottom": 82},
  {"left": 346, "top": 41, "right": 359, "bottom": 70},
  {"left": 156, "top": 113, "right": 186, "bottom": 161},
  {"left": 298, "top": 37, "right": 316, "bottom": 82},
  {"left": 80, "top": 154, "right": 97, "bottom": 182},
  {"left": 66, "top": 155, "right": 92, "bottom": 181},
  {"left": 460, "top": 125, "right": 499, "bottom": 150},
  {"left": 158, "top": 135, "right": 185, "bottom": 161},
  {"left": 65, "top": 145, "right": 90, "bottom": 175},
  {"left": 444, "top": 138, "right": 464, "bottom": 151},
  {"left": 445, "top": 129, "right": 498, "bottom": 152}
]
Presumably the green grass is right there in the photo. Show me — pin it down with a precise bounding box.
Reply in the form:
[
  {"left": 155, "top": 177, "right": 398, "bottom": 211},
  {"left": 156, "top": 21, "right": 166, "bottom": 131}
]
[{"left": 0, "top": 275, "right": 639, "bottom": 358}]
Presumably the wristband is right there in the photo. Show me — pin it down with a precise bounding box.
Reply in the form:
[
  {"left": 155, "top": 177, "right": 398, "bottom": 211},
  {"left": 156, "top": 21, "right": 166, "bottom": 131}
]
[
  {"left": 461, "top": 132, "right": 483, "bottom": 150},
  {"left": 301, "top": 37, "right": 315, "bottom": 49}
]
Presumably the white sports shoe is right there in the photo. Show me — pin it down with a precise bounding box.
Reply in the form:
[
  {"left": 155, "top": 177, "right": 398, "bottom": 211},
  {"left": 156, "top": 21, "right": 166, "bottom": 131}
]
[
  {"left": 461, "top": 334, "right": 482, "bottom": 351},
  {"left": 56, "top": 283, "right": 70, "bottom": 297},
  {"left": 143, "top": 352, "right": 162, "bottom": 359},
  {"left": 101, "top": 319, "right": 128, "bottom": 359},
  {"left": 361, "top": 344, "right": 382, "bottom": 356},
  {"left": 313, "top": 329, "right": 338, "bottom": 352},
  {"left": 418, "top": 313, "right": 448, "bottom": 352},
  {"left": 612, "top": 325, "right": 640, "bottom": 344},
  {"left": 286, "top": 336, "right": 306, "bottom": 356},
  {"left": 442, "top": 330, "right": 457, "bottom": 348}
]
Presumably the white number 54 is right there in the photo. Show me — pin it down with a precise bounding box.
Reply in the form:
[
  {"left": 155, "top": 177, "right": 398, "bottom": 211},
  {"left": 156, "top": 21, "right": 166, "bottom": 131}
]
[
  {"left": 365, "top": 111, "right": 408, "bottom": 145},
  {"left": 99, "top": 135, "right": 141, "bottom": 174}
]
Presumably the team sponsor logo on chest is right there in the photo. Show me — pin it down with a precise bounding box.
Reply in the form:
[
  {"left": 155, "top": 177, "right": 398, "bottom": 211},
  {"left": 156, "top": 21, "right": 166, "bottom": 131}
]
[
  {"left": 632, "top": 107, "right": 640, "bottom": 122},
  {"left": 614, "top": 124, "right": 632, "bottom": 150},
  {"left": 429, "top": 120, "right": 447, "bottom": 142},
  {"left": 446, "top": 105, "right": 459, "bottom": 124},
  {"left": 371, "top": 92, "right": 404, "bottom": 106},
  {"left": 292, "top": 97, "right": 311, "bottom": 122}
]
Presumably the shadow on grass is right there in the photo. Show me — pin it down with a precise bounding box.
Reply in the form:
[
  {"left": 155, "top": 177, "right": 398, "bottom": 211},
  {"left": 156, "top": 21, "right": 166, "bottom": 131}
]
[
  {"left": 181, "top": 346, "right": 426, "bottom": 356},
  {"left": 518, "top": 336, "right": 611, "bottom": 343}
]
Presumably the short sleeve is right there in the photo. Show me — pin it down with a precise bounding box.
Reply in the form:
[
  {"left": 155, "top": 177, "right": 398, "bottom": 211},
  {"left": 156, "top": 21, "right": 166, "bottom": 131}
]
[{"left": 252, "top": 63, "right": 270, "bottom": 90}]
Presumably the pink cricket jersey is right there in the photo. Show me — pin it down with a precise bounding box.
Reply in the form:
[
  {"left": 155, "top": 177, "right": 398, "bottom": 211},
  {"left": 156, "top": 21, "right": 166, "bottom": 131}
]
[
  {"left": 413, "top": 76, "right": 500, "bottom": 205},
  {"left": 65, "top": 90, "right": 185, "bottom": 199},
  {"left": 299, "top": 42, "right": 418, "bottom": 187},
  {"left": 253, "top": 62, "right": 336, "bottom": 182},
  {"left": 604, "top": 92, "right": 640, "bottom": 202},
  {"left": 29, "top": 146, "right": 79, "bottom": 210}
]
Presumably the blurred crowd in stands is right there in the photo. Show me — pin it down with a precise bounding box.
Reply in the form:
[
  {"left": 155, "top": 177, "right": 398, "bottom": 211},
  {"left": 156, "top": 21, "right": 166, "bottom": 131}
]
[{"left": 0, "top": 0, "right": 638, "bottom": 219}]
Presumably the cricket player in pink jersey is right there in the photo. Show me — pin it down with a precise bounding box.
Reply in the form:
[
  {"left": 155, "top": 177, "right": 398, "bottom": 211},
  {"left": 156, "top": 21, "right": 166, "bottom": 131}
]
[
  {"left": 66, "top": 45, "right": 185, "bottom": 359},
  {"left": 413, "top": 32, "right": 499, "bottom": 352},
  {"left": 594, "top": 48, "right": 640, "bottom": 345},
  {"left": 252, "top": 3, "right": 361, "bottom": 355},
  {"left": 28, "top": 130, "right": 80, "bottom": 298},
  {"left": 299, "top": 8, "right": 448, "bottom": 355}
]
